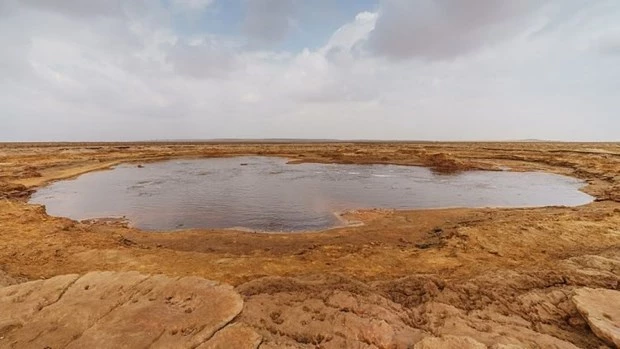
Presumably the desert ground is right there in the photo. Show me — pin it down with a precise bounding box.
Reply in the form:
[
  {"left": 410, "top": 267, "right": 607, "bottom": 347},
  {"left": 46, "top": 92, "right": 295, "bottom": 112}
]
[{"left": 0, "top": 142, "right": 619, "bottom": 348}]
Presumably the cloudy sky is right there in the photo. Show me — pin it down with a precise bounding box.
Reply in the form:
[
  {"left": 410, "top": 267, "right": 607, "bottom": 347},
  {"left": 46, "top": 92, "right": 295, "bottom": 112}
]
[{"left": 1, "top": 0, "right": 618, "bottom": 141}]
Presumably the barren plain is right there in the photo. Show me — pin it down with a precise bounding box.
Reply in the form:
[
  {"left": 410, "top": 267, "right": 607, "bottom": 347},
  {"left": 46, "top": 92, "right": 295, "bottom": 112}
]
[{"left": 0, "top": 142, "right": 619, "bottom": 348}]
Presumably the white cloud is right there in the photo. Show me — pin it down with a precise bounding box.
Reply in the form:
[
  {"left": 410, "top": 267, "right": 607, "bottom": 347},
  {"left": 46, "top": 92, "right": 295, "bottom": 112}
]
[
  {"left": 242, "top": 0, "right": 296, "bottom": 46},
  {"left": 171, "top": 0, "right": 215, "bottom": 11},
  {"left": 20, "top": 0, "right": 125, "bottom": 17},
  {"left": 322, "top": 11, "right": 378, "bottom": 54},
  {"left": 367, "top": 0, "right": 547, "bottom": 60},
  {"left": 166, "top": 38, "right": 238, "bottom": 79},
  {"left": 0, "top": 0, "right": 618, "bottom": 141}
]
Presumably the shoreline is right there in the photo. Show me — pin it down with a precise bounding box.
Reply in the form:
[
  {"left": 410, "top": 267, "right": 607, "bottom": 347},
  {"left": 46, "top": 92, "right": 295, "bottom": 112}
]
[{"left": 23, "top": 154, "right": 595, "bottom": 235}]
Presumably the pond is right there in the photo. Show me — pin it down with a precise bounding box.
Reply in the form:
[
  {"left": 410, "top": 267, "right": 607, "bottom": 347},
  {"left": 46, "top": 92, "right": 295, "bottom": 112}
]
[{"left": 30, "top": 157, "right": 593, "bottom": 232}]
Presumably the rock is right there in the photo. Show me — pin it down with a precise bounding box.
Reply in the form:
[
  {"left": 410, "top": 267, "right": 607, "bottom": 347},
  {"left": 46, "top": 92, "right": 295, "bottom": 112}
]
[
  {"left": 424, "top": 153, "right": 474, "bottom": 174},
  {"left": 238, "top": 275, "right": 426, "bottom": 348},
  {"left": 196, "top": 323, "right": 262, "bottom": 349},
  {"left": 0, "top": 271, "right": 258, "bottom": 349},
  {"left": 566, "top": 255, "right": 620, "bottom": 274},
  {"left": 239, "top": 272, "right": 597, "bottom": 348},
  {"left": 490, "top": 345, "right": 527, "bottom": 349},
  {"left": 414, "top": 335, "right": 487, "bottom": 349},
  {"left": 0, "top": 182, "right": 33, "bottom": 199},
  {"left": 572, "top": 288, "right": 620, "bottom": 348},
  {"left": 0, "top": 270, "right": 26, "bottom": 287}
]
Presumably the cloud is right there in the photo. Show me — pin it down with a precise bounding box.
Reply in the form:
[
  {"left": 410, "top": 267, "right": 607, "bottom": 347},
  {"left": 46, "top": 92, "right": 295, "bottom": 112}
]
[
  {"left": 242, "top": 0, "right": 297, "bottom": 46},
  {"left": 171, "top": 0, "right": 215, "bottom": 12},
  {"left": 166, "top": 38, "right": 238, "bottom": 78},
  {"left": 322, "top": 11, "right": 377, "bottom": 58},
  {"left": 0, "top": 0, "right": 618, "bottom": 141},
  {"left": 367, "top": 0, "right": 546, "bottom": 60},
  {"left": 596, "top": 31, "right": 620, "bottom": 55},
  {"left": 20, "top": 0, "right": 125, "bottom": 18}
]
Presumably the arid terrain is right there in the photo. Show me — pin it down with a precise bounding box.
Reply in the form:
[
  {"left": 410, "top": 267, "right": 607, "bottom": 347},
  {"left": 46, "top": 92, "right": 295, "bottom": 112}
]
[{"left": 0, "top": 142, "right": 619, "bottom": 348}]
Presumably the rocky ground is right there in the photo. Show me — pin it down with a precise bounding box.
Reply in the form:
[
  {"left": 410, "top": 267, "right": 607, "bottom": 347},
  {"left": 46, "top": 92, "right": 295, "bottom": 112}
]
[
  {"left": 0, "top": 271, "right": 260, "bottom": 349},
  {"left": 0, "top": 142, "right": 618, "bottom": 348}
]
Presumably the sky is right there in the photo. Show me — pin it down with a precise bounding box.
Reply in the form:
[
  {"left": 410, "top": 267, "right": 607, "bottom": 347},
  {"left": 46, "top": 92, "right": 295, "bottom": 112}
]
[{"left": 0, "top": 0, "right": 618, "bottom": 141}]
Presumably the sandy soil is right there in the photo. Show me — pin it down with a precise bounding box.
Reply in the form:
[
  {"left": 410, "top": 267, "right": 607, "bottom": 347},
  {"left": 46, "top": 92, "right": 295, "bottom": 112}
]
[{"left": 0, "top": 141, "right": 619, "bottom": 348}]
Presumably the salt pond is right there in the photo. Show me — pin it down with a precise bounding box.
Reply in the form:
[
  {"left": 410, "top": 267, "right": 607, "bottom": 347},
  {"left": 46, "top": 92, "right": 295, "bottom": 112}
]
[{"left": 30, "top": 157, "right": 593, "bottom": 231}]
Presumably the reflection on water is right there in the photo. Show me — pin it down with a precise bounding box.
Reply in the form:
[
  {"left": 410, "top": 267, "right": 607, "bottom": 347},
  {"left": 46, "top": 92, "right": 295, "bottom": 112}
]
[{"left": 30, "top": 157, "right": 593, "bottom": 232}]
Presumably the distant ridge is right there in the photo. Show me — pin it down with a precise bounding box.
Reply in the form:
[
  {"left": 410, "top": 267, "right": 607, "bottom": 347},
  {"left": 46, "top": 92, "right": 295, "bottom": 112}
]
[
  {"left": 147, "top": 138, "right": 566, "bottom": 144},
  {"left": 3, "top": 139, "right": 615, "bottom": 145},
  {"left": 511, "top": 139, "right": 555, "bottom": 142}
]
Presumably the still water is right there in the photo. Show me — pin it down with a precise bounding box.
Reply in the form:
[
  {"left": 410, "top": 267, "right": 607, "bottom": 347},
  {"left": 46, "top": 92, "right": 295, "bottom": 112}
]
[{"left": 30, "top": 157, "right": 593, "bottom": 232}]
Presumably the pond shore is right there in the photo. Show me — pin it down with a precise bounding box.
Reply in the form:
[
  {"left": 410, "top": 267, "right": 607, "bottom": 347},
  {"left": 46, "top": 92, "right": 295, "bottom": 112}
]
[{"left": 1, "top": 142, "right": 619, "bottom": 348}]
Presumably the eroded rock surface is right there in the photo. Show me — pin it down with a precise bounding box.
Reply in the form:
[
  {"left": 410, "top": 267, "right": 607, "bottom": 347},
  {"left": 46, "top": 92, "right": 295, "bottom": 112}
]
[
  {"left": 237, "top": 254, "right": 620, "bottom": 349},
  {"left": 413, "top": 335, "right": 487, "bottom": 349},
  {"left": 572, "top": 288, "right": 620, "bottom": 348},
  {"left": 0, "top": 271, "right": 259, "bottom": 349},
  {"left": 0, "top": 269, "right": 25, "bottom": 287},
  {"left": 0, "top": 182, "right": 33, "bottom": 200},
  {"left": 238, "top": 274, "right": 426, "bottom": 348}
]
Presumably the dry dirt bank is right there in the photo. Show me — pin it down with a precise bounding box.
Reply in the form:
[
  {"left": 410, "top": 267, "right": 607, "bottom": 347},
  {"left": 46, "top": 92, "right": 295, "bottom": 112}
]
[{"left": 0, "top": 142, "right": 619, "bottom": 348}]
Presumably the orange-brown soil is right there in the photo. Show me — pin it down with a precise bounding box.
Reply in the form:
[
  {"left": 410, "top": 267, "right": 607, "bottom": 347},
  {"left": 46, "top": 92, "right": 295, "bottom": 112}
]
[{"left": 0, "top": 142, "right": 619, "bottom": 348}]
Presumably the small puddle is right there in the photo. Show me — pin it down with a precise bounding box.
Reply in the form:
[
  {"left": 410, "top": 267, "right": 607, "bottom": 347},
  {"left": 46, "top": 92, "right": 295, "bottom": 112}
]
[{"left": 30, "top": 157, "right": 593, "bottom": 232}]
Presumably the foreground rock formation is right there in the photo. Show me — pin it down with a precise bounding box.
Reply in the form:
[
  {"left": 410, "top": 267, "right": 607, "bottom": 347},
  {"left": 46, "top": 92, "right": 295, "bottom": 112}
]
[
  {"left": 0, "top": 271, "right": 260, "bottom": 349},
  {"left": 2, "top": 268, "right": 618, "bottom": 348},
  {"left": 237, "top": 256, "right": 620, "bottom": 348},
  {"left": 572, "top": 288, "right": 620, "bottom": 347}
]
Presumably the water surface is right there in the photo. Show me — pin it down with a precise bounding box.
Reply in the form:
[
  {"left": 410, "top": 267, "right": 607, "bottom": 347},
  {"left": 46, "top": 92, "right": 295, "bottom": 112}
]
[{"left": 30, "top": 157, "right": 593, "bottom": 231}]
